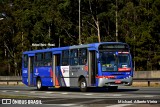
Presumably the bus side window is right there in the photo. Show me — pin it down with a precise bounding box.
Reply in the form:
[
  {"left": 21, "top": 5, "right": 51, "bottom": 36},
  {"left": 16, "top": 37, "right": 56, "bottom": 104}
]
[
  {"left": 44, "top": 52, "right": 52, "bottom": 66},
  {"left": 79, "top": 48, "right": 87, "bottom": 65},
  {"left": 23, "top": 54, "right": 28, "bottom": 68},
  {"left": 35, "top": 53, "right": 43, "bottom": 67},
  {"left": 70, "top": 49, "right": 78, "bottom": 65},
  {"left": 62, "top": 50, "right": 69, "bottom": 66}
]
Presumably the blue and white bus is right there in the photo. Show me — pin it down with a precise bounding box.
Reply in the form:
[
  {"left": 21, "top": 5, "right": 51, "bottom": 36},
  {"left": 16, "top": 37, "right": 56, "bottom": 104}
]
[{"left": 22, "top": 42, "right": 133, "bottom": 92}]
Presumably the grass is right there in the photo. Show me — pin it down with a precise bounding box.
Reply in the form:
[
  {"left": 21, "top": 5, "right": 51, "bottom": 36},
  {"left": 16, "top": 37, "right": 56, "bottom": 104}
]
[
  {"left": 0, "top": 82, "right": 24, "bottom": 86},
  {"left": 1, "top": 82, "right": 160, "bottom": 87},
  {"left": 132, "top": 82, "right": 160, "bottom": 87}
]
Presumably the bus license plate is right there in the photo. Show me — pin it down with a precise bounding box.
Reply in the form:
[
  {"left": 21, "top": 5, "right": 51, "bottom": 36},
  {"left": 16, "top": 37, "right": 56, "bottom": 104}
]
[{"left": 115, "top": 80, "right": 121, "bottom": 84}]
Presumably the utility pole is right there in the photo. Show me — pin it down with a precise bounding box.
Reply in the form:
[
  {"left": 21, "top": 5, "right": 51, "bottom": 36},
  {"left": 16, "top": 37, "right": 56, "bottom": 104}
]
[
  {"left": 49, "top": 24, "right": 51, "bottom": 38},
  {"left": 134, "top": 35, "right": 135, "bottom": 71},
  {"left": 22, "top": 32, "right": 23, "bottom": 52},
  {"left": 59, "top": 37, "right": 60, "bottom": 47},
  {"left": 116, "top": 0, "right": 118, "bottom": 42},
  {"left": 79, "top": 0, "right": 81, "bottom": 44}
]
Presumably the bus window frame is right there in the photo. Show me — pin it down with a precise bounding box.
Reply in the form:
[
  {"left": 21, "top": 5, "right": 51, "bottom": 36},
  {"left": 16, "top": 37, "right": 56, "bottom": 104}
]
[
  {"left": 70, "top": 49, "right": 78, "bottom": 66},
  {"left": 62, "top": 50, "right": 69, "bottom": 66},
  {"left": 79, "top": 48, "right": 88, "bottom": 65},
  {"left": 44, "top": 52, "right": 52, "bottom": 66},
  {"left": 23, "top": 54, "right": 28, "bottom": 68},
  {"left": 35, "top": 53, "right": 43, "bottom": 67}
]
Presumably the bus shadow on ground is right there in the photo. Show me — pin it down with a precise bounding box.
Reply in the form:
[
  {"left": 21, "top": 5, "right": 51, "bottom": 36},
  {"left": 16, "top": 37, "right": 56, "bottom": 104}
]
[{"left": 33, "top": 87, "right": 139, "bottom": 93}]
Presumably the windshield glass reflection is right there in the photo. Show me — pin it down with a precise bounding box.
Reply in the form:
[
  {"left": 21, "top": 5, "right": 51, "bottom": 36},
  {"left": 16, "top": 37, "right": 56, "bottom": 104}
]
[{"left": 100, "top": 52, "right": 131, "bottom": 72}]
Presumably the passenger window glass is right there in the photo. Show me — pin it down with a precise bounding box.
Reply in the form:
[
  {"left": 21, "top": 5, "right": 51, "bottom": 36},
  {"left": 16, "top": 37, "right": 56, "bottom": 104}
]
[
  {"left": 24, "top": 55, "right": 28, "bottom": 68},
  {"left": 70, "top": 49, "right": 78, "bottom": 65},
  {"left": 62, "top": 50, "right": 69, "bottom": 66},
  {"left": 79, "top": 48, "right": 87, "bottom": 65}
]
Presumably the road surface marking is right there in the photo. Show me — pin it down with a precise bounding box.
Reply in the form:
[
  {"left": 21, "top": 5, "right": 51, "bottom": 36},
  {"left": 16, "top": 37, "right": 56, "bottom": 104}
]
[
  {"left": 84, "top": 93, "right": 93, "bottom": 95},
  {"left": 30, "top": 91, "right": 35, "bottom": 93},
  {"left": 77, "top": 99, "right": 105, "bottom": 104},
  {"left": 112, "top": 94, "right": 122, "bottom": 96},
  {"left": 61, "top": 93, "right": 68, "bottom": 95},
  {"left": 144, "top": 95, "right": 153, "bottom": 97},
  {"left": 106, "top": 104, "right": 133, "bottom": 107},
  {"left": 45, "top": 92, "right": 53, "bottom": 94},
  {"left": 43, "top": 104, "right": 77, "bottom": 106},
  {"left": 60, "top": 104, "right": 77, "bottom": 106},
  {"left": 40, "top": 97, "right": 51, "bottom": 98},
  {"left": 42, "top": 98, "right": 73, "bottom": 103},
  {"left": 14, "top": 91, "right": 19, "bottom": 92},
  {"left": 2, "top": 91, "right": 7, "bottom": 92}
]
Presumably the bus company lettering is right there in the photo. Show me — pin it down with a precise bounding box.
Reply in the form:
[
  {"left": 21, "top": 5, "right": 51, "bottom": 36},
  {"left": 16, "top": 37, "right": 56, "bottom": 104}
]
[
  {"left": 61, "top": 66, "right": 69, "bottom": 74},
  {"left": 71, "top": 67, "right": 80, "bottom": 72},
  {"left": 61, "top": 67, "right": 69, "bottom": 69},
  {"left": 23, "top": 70, "right": 27, "bottom": 73},
  {"left": 62, "top": 69, "right": 68, "bottom": 73},
  {"left": 60, "top": 66, "right": 70, "bottom": 86},
  {"left": 72, "top": 67, "right": 80, "bottom": 70},
  {"left": 34, "top": 69, "right": 39, "bottom": 75}
]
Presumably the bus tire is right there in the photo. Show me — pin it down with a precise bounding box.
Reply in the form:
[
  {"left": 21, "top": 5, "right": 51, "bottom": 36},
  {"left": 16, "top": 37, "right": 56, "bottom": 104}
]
[
  {"left": 36, "top": 78, "right": 43, "bottom": 91},
  {"left": 108, "top": 86, "right": 118, "bottom": 92},
  {"left": 79, "top": 78, "right": 87, "bottom": 92}
]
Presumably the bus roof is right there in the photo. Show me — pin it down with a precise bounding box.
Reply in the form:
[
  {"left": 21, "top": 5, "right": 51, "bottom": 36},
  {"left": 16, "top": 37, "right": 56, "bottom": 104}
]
[
  {"left": 23, "top": 48, "right": 62, "bottom": 54},
  {"left": 68, "top": 42, "right": 127, "bottom": 50},
  {"left": 23, "top": 42, "right": 128, "bottom": 54}
]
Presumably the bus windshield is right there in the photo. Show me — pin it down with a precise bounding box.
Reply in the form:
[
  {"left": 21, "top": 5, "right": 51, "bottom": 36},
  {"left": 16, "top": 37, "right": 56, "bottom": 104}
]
[
  {"left": 100, "top": 52, "right": 117, "bottom": 71},
  {"left": 118, "top": 54, "right": 130, "bottom": 68},
  {"left": 100, "top": 52, "right": 131, "bottom": 72}
]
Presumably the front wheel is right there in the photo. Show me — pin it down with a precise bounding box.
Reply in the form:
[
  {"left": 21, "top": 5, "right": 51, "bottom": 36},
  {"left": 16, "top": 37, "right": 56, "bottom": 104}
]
[{"left": 79, "top": 78, "right": 87, "bottom": 92}]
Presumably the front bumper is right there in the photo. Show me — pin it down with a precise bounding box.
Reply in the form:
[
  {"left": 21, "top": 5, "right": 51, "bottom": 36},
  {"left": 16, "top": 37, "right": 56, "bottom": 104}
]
[{"left": 98, "top": 76, "right": 133, "bottom": 87}]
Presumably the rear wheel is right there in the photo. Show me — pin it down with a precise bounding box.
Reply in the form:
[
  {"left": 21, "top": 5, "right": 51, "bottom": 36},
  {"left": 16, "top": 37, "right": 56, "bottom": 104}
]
[
  {"left": 37, "top": 78, "right": 48, "bottom": 91},
  {"left": 37, "top": 78, "right": 42, "bottom": 91},
  {"left": 79, "top": 78, "right": 87, "bottom": 92}
]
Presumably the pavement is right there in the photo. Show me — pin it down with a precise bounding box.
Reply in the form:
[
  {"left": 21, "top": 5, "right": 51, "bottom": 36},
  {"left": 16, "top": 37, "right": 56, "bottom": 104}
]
[{"left": 0, "top": 85, "right": 160, "bottom": 107}]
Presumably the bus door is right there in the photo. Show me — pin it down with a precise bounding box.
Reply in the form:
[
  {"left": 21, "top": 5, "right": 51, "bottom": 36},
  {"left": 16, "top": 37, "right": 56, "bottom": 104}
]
[
  {"left": 88, "top": 51, "right": 97, "bottom": 86},
  {"left": 53, "top": 54, "right": 61, "bottom": 87},
  {"left": 28, "top": 55, "right": 34, "bottom": 86}
]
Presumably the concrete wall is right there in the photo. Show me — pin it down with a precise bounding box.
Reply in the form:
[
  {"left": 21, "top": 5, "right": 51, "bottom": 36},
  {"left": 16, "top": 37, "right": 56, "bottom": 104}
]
[
  {"left": 0, "top": 76, "right": 22, "bottom": 80},
  {"left": 0, "top": 71, "right": 160, "bottom": 80},
  {"left": 134, "top": 71, "right": 160, "bottom": 78}
]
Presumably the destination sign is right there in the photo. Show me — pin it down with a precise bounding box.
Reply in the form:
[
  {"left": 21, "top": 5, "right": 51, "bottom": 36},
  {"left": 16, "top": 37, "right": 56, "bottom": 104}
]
[{"left": 98, "top": 44, "right": 129, "bottom": 51}]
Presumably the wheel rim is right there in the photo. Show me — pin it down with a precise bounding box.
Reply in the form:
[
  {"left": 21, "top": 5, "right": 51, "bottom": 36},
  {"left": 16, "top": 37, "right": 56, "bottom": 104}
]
[
  {"left": 81, "top": 81, "right": 86, "bottom": 88},
  {"left": 37, "top": 80, "right": 41, "bottom": 89}
]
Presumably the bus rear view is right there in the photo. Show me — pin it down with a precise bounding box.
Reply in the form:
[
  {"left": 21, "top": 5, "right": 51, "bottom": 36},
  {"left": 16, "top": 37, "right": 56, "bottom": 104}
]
[{"left": 97, "top": 43, "right": 133, "bottom": 90}]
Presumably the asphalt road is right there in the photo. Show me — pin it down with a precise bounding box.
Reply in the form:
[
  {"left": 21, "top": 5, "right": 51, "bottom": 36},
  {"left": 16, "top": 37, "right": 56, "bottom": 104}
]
[{"left": 0, "top": 85, "right": 160, "bottom": 107}]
